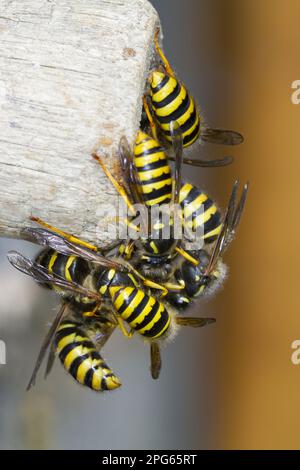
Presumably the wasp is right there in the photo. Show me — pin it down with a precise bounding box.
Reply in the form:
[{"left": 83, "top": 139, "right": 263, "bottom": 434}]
[
  {"left": 143, "top": 28, "right": 244, "bottom": 150},
  {"left": 165, "top": 179, "right": 249, "bottom": 309},
  {"left": 8, "top": 221, "right": 215, "bottom": 389},
  {"left": 93, "top": 121, "right": 225, "bottom": 286},
  {"left": 93, "top": 120, "right": 248, "bottom": 307}
]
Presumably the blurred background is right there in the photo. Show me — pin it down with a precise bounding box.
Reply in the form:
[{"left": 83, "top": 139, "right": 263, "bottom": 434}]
[{"left": 1, "top": 0, "right": 300, "bottom": 449}]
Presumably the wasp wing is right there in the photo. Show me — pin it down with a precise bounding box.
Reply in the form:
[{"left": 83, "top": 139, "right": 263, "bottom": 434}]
[
  {"left": 205, "top": 180, "right": 249, "bottom": 275},
  {"left": 90, "top": 313, "right": 118, "bottom": 350},
  {"left": 7, "top": 251, "right": 102, "bottom": 301},
  {"left": 175, "top": 317, "right": 216, "bottom": 327},
  {"left": 21, "top": 227, "right": 128, "bottom": 272},
  {"left": 150, "top": 341, "right": 162, "bottom": 380},
  {"left": 201, "top": 128, "right": 244, "bottom": 146},
  {"left": 167, "top": 154, "right": 234, "bottom": 168},
  {"left": 26, "top": 302, "right": 68, "bottom": 390},
  {"left": 119, "top": 136, "right": 144, "bottom": 206},
  {"left": 169, "top": 120, "right": 183, "bottom": 206}
]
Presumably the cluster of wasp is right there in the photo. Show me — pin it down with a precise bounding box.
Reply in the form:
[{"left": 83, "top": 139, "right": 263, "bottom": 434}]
[{"left": 8, "top": 29, "right": 248, "bottom": 392}]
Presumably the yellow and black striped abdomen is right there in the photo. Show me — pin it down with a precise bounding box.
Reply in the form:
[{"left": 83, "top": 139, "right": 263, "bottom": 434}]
[
  {"left": 179, "top": 183, "right": 222, "bottom": 244},
  {"left": 110, "top": 286, "right": 171, "bottom": 339},
  {"left": 55, "top": 321, "right": 121, "bottom": 391},
  {"left": 149, "top": 71, "right": 200, "bottom": 148},
  {"left": 134, "top": 131, "right": 172, "bottom": 206},
  {"left": 36, "top": 248, "right": 89, "bottom": 285},
  {"left": 36, "top": 248, "right": 96, "bottom": 312}
]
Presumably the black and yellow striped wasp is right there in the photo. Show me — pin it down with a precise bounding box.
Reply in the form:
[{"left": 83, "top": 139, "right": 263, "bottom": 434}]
[
  {"left": 93, "top": 122, "right": 248, "bottom": 310},
  {"left": 8, "top": 219, "right": 215, "bottom": 389},
  {"left": 143, "top": 28, "right": 244, "bottom": 150},
  {"left": 93, "top": 121, "right": 226, "bottom": 285},
  {"left": 165, "top": 179, "right": 249, "bottom": 309}
]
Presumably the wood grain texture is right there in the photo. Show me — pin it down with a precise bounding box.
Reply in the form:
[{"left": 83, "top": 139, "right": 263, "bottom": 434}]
[{"left": 0, "top": 0, "right": 159, "bottom": 245}]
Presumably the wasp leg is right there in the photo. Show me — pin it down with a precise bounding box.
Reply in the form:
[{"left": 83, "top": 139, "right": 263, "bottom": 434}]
[
  {"left": 143, "top": 95, "right": 159, "bottom": 141},
  {"left": 175, "top": 317, "right": 216, "bottom": 327},
  {"left": 175, "top": 246, "right": 199, "bottom": 266},
  {"left": 30, "top": 216, "right": 99, "bottom": 253},
  {"left": 113, "top": 314, "right": 134, "bottom": 339},
  {"left": 154, "top": 27, "right": 174, "bottom": 77},
  {"left": 163, "top": 281, "right": 185, "bottom": 291},
  {"left": 150, "top": 342, "right": 162, "bottom": 380},
  {"left": 92, "top": 153, "right": 136, "bottom": 216}
]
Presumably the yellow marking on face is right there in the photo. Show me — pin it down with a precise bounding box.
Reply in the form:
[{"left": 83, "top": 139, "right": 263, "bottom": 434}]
[{"left": 65, "top": 255, "right": 76, "bottom": 282}]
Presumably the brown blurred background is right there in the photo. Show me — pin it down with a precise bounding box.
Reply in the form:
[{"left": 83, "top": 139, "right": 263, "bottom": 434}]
[
  {"left": 0, "top": 0, "right": 300, "bottom": 450},
  {"left": 151, "top": 0, "right": 300, "bottom": 449}
]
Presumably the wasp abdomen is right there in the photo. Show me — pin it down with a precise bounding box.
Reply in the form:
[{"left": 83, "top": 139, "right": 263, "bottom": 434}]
[
  {"left": 55, "top": 321, "right": 121, "bottom": 391},
  {"left": 134, "top": 131, "right": 172, "bottom": 206},
  {"left": 149, "top": 71, "right": 200, "bottom": 148},
  {"left": 111, "top": 286, "right": 170, "bottom": 339},
  {"left": 179, "top": 183, "right": 222, "bottom": 244},
  {"left": 36, "top": 248, "right": 90, "bottom": 285}
]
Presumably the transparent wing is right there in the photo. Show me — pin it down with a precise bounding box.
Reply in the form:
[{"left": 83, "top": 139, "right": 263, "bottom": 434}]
[
  {"left": 175, "top": 317, "right": 216, "bottom": 327},
  {"left": 205, "top": 180, "right": 249, "bottom": 275},
  {"left": 7, "top": 251, "right": 102, "bottom": 301},
  {"left": 118, "top": 136, "right": 144, "bottom": 205},
  {"left": 26, "top": 302, "right": 68, "bottom": 390},
  {"left": 201, "top": 128, "right": 244, "bottom": 146},
  {"left": 150, "top": 341, "right": 162, "bottom": 380},
  {"left": 169, "top": 120, "right": 183, "bottom": 205},
  {"left": 167, "top": 154, "right": 234, "bottom": 167},
  {"left": 21, "top": 227, "right": 128, "bottom": 272},
  {"left": 90, "top": 313, "right": 118, "bottom": 350},
  {"left": 44, "top": 341, "right": 57, "bottom": 380}
]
